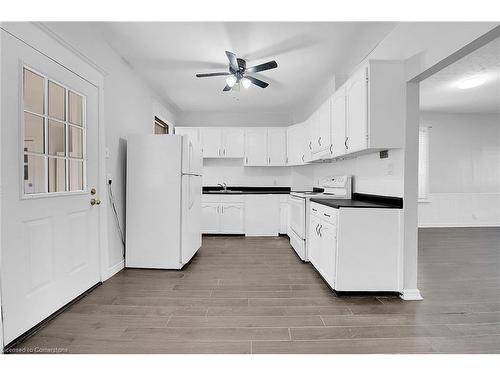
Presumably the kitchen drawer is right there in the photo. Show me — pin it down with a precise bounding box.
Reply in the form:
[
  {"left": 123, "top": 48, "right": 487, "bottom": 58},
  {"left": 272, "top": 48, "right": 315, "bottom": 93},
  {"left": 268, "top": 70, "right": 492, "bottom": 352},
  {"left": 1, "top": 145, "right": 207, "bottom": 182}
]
[
  {"left": 202, "top": 194, "right": 220, "bottom": 203},
  {"left": 310, "top": 202, "right": 337, "bottom": 225},
  {"left": 220, "top": 195, "right": 245, "bottom": 203}
]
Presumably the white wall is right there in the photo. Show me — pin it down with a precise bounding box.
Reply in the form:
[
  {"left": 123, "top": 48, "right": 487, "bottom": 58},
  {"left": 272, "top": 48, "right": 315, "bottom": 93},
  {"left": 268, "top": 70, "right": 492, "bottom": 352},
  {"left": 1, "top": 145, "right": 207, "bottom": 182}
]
[
  {"left": 42, "top": 22, "right": 177, "bottom": 277},
  {"left": 177, "top": 111, "right": 291, "bottom": 127},
  {"left": 419, "top": 111, "right": 500, "bottom": 227},
  {"left": 203, "top": 159, "right": 291, "bottom": 186}
]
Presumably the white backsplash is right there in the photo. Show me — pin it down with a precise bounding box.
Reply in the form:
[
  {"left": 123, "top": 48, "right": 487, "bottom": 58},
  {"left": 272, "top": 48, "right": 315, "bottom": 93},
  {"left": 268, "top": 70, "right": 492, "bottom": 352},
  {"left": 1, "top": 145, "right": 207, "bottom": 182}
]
[
  {"left": 202, "top": 159, "right": 292, "bottom": 187},
  {"left": 291, "top": 149, "right": 404, "bottom": 196}
]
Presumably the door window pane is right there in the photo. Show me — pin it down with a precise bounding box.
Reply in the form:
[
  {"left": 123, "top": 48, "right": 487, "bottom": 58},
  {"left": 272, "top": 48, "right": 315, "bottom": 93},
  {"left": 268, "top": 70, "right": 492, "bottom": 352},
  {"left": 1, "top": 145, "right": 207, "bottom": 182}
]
[
  {"left": 24, "top": 155, "right": 46, "bottom": 194},
  {"left": 22, "top": 66, "right": 87, "bottom": 196},
  {"left": 68, "top": 125, "right": 83, "bottom": 158},
  {"left": 69, "top": 160, "right": 83, "bottom": 191},
  {"left": 48, "top": 157, "right": 66, "bottom": 192},
  {"left": 48, "top": 120, "right": 66, "bottom": 156},
  {"left": 24, "top": 113, "right": 44, "bottom": 153},
  {"left": 68, "top": 91, "right": 83, "bottom": 126},
  {"left": 23, "top": 69, "right": 45, "bottom": 114},
  {"left": 48, "top": 81, "right": 66, "bottom": 121}
]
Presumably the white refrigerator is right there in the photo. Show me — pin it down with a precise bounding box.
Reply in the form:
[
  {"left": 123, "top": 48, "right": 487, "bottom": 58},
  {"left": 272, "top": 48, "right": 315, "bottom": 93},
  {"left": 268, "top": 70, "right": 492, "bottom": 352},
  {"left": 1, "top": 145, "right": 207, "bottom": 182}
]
[{"left": 126, "top": 134, "right": 202, "bottom": 269}]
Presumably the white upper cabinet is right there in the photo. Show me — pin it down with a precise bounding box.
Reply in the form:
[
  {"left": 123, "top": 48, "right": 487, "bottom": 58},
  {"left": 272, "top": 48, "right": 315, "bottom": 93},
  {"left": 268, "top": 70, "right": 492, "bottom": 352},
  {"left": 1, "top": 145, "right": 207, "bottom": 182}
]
[
  {"left": 310, "top": 99, "right": 331, "bottom": 159},
  {"left": 267, "top": 128, "right": 287, "bottom": 166},
  {"left": 199, "top": 127, "right": 245, "bottom": 158},
  {"left": 174, "top": 127, "right": 200, "bottom": 144},
  {"left": 329, "top": 60, "right": 405, "bottom": 159},
  {"left": 222, "top": 128, "right": 245, "bottom": 158},
  {"left": 200, "top": 127, "right": 222, "bottom": 157},
  {"left": 346, "top": 66, "right": 369, "bottom": 153},
  {"left": 286, "top": 123, "right": 303, "bottom": 165},
  {"left": 244, "top": 128, "right": 287, "bottom": 166},
  {"left": 244, "top": 128, "right": 268, "bottom": 166},
  {"left": 331, "top": 85, "right": 347, "bottom": 157}
]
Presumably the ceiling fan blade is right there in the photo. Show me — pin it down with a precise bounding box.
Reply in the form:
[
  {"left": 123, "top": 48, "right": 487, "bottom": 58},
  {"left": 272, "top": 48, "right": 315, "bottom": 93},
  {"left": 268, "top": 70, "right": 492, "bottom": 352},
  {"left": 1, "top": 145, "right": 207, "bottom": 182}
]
[
  {"left": 196, "top": 72, "right": 230, "bottom": 78},
  {"left": 245, "top": 60, "right": 278, "bottom": 74},
  {"left": 225, "top": 51, "right": 239, "bottom": 72},
  {"left": 222, "top": 84, "right": 232, "bottom": 92},
  {"left": 246, "top": 75, "right": 269, "bottom": 88}
]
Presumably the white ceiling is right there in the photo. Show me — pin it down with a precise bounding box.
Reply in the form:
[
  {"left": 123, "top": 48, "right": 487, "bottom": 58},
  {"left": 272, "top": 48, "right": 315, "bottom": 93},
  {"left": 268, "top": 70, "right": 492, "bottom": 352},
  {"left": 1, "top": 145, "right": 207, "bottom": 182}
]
[
  {"left": 94, "top": 22, "right": 396, "bottom": 114},
  {"left": 420, "top": 37, "right": 500, "bottom": 113}
]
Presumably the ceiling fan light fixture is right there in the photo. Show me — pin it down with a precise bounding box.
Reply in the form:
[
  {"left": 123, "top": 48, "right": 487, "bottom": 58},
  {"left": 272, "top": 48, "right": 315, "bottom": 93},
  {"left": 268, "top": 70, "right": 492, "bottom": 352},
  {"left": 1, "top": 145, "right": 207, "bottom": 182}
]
[
  {"left": 226, "top": 75, "right": 237, "bottom": 87},
  {"left": 241, "top": 77, "right": 251, "bottom": 89}
]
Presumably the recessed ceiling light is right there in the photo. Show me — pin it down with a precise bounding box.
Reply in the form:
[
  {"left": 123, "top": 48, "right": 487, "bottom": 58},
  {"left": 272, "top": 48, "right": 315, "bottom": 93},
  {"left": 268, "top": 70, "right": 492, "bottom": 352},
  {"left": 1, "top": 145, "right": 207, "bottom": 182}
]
[{"left": 455, "top": 75, "right": 487, "bottom": 89}]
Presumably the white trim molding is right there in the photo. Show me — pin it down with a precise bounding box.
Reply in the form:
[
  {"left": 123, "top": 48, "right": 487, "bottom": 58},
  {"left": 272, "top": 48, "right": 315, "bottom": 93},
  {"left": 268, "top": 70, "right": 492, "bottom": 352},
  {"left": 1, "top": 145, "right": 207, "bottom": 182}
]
[
  {"left": 419, "top": 193, "right": 500, "bottom": 228},
  {"left": 400, "top": 289, "right": 423, "bottom": 301},
  {"left": 102, "top": 260, "right": 124, "bottom": 282}
]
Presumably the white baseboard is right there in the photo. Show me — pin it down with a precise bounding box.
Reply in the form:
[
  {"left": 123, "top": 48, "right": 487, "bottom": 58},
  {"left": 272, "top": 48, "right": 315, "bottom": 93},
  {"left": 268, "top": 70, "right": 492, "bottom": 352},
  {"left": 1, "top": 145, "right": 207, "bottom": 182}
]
[
  {"left": 102, "top": 259, "right": 124, "bottom": 282},
  {"left": 400, "top": 289, "right": 423, "bottom": 301},
  {"left": 419, "top": 223, "right": 500, "bottom": 228}
]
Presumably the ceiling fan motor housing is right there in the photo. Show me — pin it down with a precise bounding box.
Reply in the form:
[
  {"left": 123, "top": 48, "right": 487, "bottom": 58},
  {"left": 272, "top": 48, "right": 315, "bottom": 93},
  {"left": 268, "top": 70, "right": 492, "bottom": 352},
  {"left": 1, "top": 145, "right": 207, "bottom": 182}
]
[{"left": 231, "top": 58, "right": 246, "bottom": 74}]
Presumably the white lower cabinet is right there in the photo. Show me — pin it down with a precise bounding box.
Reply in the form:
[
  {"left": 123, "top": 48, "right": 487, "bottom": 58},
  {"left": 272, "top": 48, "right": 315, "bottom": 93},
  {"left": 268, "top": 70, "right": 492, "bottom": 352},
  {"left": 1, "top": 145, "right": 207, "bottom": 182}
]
[
  {"left": 308, "top": 202, "right": 401, "bottom": 292},
  {"left": 201, "top": 202, "right": 220, "bottom": 234},
  {"left": 202, "top": 196, "right": 245, "bottom": 234},
  {"left": 279, "top": 199, "right": 289, "bottom": 235},
  {"left": 219, "top": 203, "right": 245, "bottom": 234},
  {"left": 308, "top": 204, "right": 337, "bottom": 287},
  {"left": 202, "top": 194, "right": 287, "bottom": 236}
]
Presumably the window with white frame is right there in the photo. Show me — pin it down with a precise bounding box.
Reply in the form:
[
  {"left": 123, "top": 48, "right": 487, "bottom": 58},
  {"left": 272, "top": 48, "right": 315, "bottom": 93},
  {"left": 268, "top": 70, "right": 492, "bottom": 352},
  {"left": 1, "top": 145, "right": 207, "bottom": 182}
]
[
  {"left": 154, "top": 116, "right": 169, "bottom": 134},
  {"left": 22, "top": 67, "right": 86, "bottom": 196},
  {"left": 418, "top": 126, "right": 430, "bottom": 201}
]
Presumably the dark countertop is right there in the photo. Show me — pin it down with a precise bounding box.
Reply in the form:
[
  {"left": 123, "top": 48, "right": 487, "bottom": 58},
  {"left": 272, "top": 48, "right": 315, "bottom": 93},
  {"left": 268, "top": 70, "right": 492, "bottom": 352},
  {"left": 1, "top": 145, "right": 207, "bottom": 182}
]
[
  {"left": 310, "top": 193, "right": 403, "bottom": 209},
  {"left": 203, "top": 186, "right": 291, "bottom": 195}
]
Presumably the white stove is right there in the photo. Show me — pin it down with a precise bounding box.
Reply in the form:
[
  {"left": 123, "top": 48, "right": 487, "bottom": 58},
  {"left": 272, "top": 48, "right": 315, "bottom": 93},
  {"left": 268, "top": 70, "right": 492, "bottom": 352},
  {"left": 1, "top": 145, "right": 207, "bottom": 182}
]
[{"left": 288, "top": 176, "right": 352, "bottom": 261}]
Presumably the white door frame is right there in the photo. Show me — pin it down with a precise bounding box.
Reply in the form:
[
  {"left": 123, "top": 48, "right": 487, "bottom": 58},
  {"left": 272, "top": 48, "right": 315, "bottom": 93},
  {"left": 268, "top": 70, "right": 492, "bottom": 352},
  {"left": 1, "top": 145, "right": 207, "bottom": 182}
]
[{"left": 0, "top": 22, "right": 109, "bottom": 349}]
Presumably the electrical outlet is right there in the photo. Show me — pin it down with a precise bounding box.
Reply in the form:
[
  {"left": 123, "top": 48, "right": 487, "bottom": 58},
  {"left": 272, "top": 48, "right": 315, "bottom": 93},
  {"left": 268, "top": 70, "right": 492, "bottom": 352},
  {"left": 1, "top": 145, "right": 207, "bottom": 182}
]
[{"left": 387, "top": 163, "right": 394, "bottom": 176}]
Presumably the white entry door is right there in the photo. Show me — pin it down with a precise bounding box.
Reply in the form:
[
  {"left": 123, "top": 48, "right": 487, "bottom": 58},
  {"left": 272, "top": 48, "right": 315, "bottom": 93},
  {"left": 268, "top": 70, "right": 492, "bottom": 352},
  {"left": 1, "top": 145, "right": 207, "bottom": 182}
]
[{"left": 1, "top": 31, "right": 101, "bottom": 345}]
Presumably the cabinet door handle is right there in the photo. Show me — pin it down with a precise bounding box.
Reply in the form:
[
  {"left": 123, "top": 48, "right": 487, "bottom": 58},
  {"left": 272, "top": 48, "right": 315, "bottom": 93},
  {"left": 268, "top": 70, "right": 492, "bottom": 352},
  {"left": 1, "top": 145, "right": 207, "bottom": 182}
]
[
  {"left": 312, "top": 208, "right": 317, "bottom": 212},
  {"left": 268, "top": 156, "right": 271, "bottom": 164},
  {"left": 318, "top": 225, "right": 322, "bottom": 236},
  {"left": 221, "top": 205, "right": 224, "bottom": 214},
  {"left": 223, "top": 149, "right": 226, "bottom": 156},
  {"left": 309, "top": 141, "right": 312, "bottom": 150},
  {"left": 318, "top": 137, "right": 321, "bottom": 146},
  {"left": 218, "top": 149, "right": 221, "bottom": 156},
  {"left": 315, "top": 223, "right": 320, "bottom": 235},
  {"left": 345, "top": 137, "right": 349, "bottom": 150},
  {"left": 216, "top": 206, "right": 219, "bottom": 213},
  {"left": 324, "top": 213, "right": 331, "bottom": 217},
  {"left": 245, "top": 156, "right": 248, "bottom": 164},
  {"left": 301, "top": 155, "right": 305, "bottom": 162},
  {"left": 329, "top": 144, "right": 333, "bottom": 154}
]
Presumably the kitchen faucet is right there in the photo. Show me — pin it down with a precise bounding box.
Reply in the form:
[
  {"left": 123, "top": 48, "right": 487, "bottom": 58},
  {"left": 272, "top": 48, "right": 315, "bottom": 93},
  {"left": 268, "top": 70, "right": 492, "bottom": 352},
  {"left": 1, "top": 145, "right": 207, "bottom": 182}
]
[{"left": 218, "top": 183, "right": 228, "bottom": 192}]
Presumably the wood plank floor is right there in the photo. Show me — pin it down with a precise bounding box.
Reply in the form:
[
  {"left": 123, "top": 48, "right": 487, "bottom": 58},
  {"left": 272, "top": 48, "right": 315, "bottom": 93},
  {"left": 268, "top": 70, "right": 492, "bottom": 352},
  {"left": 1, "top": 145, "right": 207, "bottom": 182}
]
[{"left": 12, "top": 228, "right": 500, "bottom": 353}]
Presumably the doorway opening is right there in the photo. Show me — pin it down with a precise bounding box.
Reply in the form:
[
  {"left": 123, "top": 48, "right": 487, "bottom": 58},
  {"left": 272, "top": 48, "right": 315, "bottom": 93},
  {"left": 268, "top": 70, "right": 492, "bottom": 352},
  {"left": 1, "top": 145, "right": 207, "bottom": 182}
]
[{"left": 416, "top": 35, "right": 500, "bottom": 303}]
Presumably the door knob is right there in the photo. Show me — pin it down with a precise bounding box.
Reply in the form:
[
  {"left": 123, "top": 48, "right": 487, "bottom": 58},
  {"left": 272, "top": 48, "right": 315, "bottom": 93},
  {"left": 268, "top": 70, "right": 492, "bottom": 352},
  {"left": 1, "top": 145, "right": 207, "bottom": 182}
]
[{"left": 90, "top": 198, "right": 101, "bottom": 206}]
